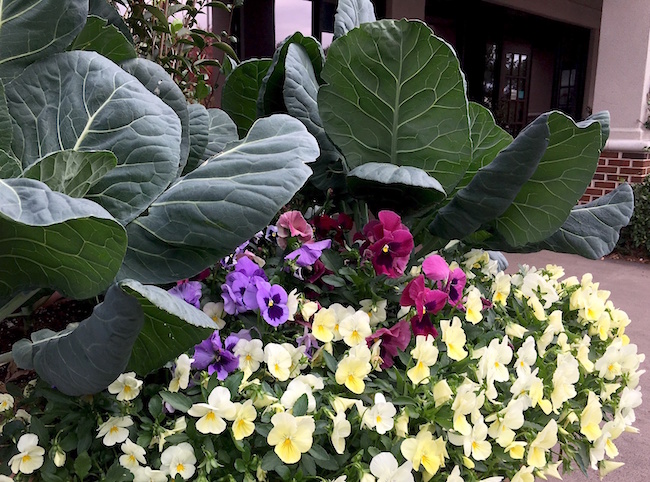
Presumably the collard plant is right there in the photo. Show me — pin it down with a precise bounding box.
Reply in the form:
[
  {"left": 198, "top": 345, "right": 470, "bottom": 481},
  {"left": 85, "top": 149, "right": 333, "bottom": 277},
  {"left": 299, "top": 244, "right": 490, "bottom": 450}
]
[
  {"left": 0, "top": 0, "right": 318, "bottom": 394},
  {"left": 222, "top": 0, "right": 634, "bottom": 259}
]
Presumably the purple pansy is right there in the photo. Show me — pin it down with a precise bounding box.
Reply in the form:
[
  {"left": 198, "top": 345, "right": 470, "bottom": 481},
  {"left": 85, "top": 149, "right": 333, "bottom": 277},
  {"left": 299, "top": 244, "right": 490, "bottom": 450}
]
[
  {"left": 168, "top": 281, "right": 202, "bottom": 309},
  {"left": 192, "top": 331, "right": 239, "bottom": 380},
  {"left": 285, "top": 239, "right": 332, "bottom": 267},
  {"left": 255, "top": 283, "right": 289, "bottom": 327},
  {"left": 296, "top": 326, "right": 319, "bottom": 359},
  {"left": 221, "top": 258, "right": 268, "bottom": 315}
]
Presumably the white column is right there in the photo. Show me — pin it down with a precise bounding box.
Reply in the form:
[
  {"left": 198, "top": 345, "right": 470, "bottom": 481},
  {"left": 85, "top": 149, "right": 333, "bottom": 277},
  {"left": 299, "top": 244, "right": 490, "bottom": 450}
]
[
  {"left": 593, "top": 0, "right": 650, "bottom": 149},
  {"left": 385, "top": 0, "right": 425, "bottom": 21}
]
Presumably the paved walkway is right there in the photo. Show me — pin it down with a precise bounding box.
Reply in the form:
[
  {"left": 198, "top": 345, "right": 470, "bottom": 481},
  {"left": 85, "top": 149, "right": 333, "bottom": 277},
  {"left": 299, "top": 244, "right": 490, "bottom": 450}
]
[{"left": 504, "top": 251, "right": 650, "bottom": 482}]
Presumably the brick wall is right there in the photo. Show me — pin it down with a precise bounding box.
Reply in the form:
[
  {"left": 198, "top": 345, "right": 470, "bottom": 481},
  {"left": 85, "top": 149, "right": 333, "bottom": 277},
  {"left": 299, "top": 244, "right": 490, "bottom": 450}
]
[{"left": 580, "top": 150, "right": 650, "bottom": 203}]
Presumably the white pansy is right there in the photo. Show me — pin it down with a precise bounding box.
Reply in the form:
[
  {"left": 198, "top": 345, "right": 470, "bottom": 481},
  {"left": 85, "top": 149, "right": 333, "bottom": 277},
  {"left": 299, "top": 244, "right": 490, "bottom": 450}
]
[
  {"left": 331, "top": 411, "right": 351, "bottom": 454},
  {"left": 202, "top": 301, "right": 226, "bottom": 329},
  {"left": 132, "top": 466, "right": 168, "bottom": 482},
  {"left": 264, "top": 343, "right": 293, "bottom": 381},
  {"left": 366, "top": 393, "right": 396, "bottom": 435},
  {"left": 97, "top": 416, "right": 134, "bottom": 446},
  {"left": 551, "top": 353, "right": 580, "bottom": 410},
  {"left": 281, "top": 375, "right": 324, "bottom": 413},
  {"left": 448, "top": 419, "right": 492, "bottom": 461},
  {"left": 282, "top": 342, "right": 308, "bottom": 378},
  {"left": 119, "top": 438, "right": 147, "bottom": 471},
  {"left": 369, "top": 452, "right": 414, "bottom": 482},
  {"left": 108, "top": 372, "right": 143, "bottom": 401},
  {"left": 187, "top": 386, "right": 236, "bottom": 434},
  {"left": 359, "top": 299, "right": 387, "bottom": 326},
  {"left": 0, "top": 393, "right": 13, "bottom": 412},
  {"left": 8, "top": 433, "right": 45, "bottom": 474},
  {"left": 168, "top": 354, "right": 194, "bottom": 392},
  {"left": 160, "top": 442, "right": 196, "bottom": 480},
  {"left": 286, "top": 288, "right": 300, "bottom": 320},
  {"left": 339, "top": 310, "right": 372, "bottom": 347},
  {"left": 234, "top": 338, "right": 264, "bottom": 376}
]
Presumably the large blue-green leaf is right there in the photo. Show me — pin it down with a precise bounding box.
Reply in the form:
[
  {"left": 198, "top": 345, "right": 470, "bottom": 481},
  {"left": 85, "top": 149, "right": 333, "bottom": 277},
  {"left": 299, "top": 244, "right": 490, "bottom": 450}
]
[
  {"left": 22, "top": 150, "right": 118, "bottom": 198},
  {"left": 68, "top": 16, "right": 137, "bottom": 64},
  {"left": 430, "top": 114, "right": 549, "bottom": 240},
  {"left": 0, "top": 0, "right": 88, "bottom": 82},
  {"left": 283, "top": 43, "right": 343, "bottom": 192},
  {"left": 258, "top": 33, "right": 325, "bottom": 116},
  {"left": 579, "top": 111, "right": 609, "bottom": 149},
  {"left": 183, "top": 103, "right": 210, "bottom": 175},
  {"left": 121, "top": 280, "right": 218, "bottom": 376},
  {"left": 495, "top": 111, "right": 602, "bottom": 246},
  {"left": 454, "top": 102, "right": 512, "bottom": 193},
  {"left": 120, "top": 58, "right": 189, "bottom": 177},
  {"left": 89, "top": 0, "right": 133, "bottom": 42},
  {"left": 6, "top": 51, "right": 182, "bottom": 225},
  {"left": 0, "top": 178, "right": 127, "bottom": 299},
  {"left": 0, "top": 150, "right": 21, "bottom": 178},
  {"left": 0, "top": 83, "right": 11, "bottom": 152},
  {"left": 348, "top": 163, "right": 445, "bottom": 210},
  {"left": 319, "top": 20, "right": 472, "bottom": 196},
  {"left": 529, "top": 183, "right": 634, "bottom": 259},
  {"left": 334, "top": 0, "right": 376, "bottom": 39},
  {"left": 119, "top": 115, "right": 318, "bottom": 283},
  {"left": 201, "top": 109, "right": 239, "bottom": 161},
  {"left": 12, "top": 283, "right": 143, "bottom": 396},
  {"left": 221, "top": 58, "right": 272, "bottom": 138}
]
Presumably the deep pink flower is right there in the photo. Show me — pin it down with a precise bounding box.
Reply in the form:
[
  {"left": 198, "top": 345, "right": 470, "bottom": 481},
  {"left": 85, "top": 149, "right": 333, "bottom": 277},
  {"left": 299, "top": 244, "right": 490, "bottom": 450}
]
[
  {"left": 363, "top": 211, "right": 413, "bottom": 278},
  {"left": 366, "top": 319, "right": 411, "bottom": 368},
  {"left": 276, "top": 211, "right": 314, "bottom": 248},
  {"left": 400, "top": 275, "right": 446, "bottom": 338},
  {"left": 422, "top": 254, "right": 466, "bottom": 307}
]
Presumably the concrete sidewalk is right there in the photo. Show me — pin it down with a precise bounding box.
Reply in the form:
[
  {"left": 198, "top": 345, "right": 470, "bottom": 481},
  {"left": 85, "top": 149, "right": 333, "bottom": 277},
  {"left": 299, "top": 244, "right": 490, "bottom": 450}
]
[{"left": 504, "top": 251, "right": 650, "bottom": 482}]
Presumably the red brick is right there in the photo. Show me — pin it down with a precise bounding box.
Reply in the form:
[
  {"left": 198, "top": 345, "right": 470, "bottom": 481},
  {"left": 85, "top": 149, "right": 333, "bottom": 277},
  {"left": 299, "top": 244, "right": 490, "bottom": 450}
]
[
  {"left": 598, "top": 158, "right": 607, "bottom": 166},
  {"left": 630, "top": 176, "right": 646, "bottom": 183},
  {"left": 606, "top": 174, "right": 627, "bottom": 181},
  {"left": 597, "top": 166, "right": 618, "bottom": 174},
  {"left": 619, "top": 167, "right": 645, "bottom": 175},
  {"left": 585, "top": 187, "right": 604, "bottom": 196},
  {"left": 594, "top": 181, "right": 617, "bottom": 189},
  {"left": 607, "top": 159, "right": 632, "bottom": 167},
  {"left": 579, "top": 195, "right": 592, "bottom": 204},
  {"left": 593, "top": 173, "right": 605, "bottom": 180},
  {"left": 632, "top": 160, "right": 650, "bottom": 168},
  {"left": 621, "top": 151, "right": 650, "bottom": 159},
  {"left": 600, "top": 151, "right": 620, "bottom": 158}
]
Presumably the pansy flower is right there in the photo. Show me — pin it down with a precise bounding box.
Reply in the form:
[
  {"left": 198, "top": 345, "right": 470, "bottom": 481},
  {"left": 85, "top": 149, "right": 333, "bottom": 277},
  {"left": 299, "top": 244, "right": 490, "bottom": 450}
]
[
  {"left": 366, "top": 319, "right": 411, "bottom": 369},
  {"left": 285, "top": 239, "right": 332, "bottom": 267},
  {"left": 168, "top": 280, "right": 202, "bottom": 309},
  {"left": 192, "top": 331, "right": 239, "bottom": 380},
  {"left": 363, "top": 211, "right": 414, "bottom": 278},
  {"left": 256, "top": 281, "right": 289, "bottom": 326},
  {"left": 276, "top": 211, "right": 314, "bottom": 248}
]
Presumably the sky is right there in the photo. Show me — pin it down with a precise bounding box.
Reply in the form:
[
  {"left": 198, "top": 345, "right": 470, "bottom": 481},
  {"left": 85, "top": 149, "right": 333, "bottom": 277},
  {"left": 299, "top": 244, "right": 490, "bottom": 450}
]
[{"left": 275, "top": 0, "right": 313, "bottom": 42}]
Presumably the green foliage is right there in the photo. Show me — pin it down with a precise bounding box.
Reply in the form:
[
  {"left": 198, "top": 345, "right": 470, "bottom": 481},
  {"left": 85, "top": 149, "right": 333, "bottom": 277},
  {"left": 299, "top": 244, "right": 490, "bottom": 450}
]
[
  {"left": 616, "top": 177, "right": 650, "bottom": 256},
  {"left": 110, "top": 0, "right": 241, "bottom": 103},
  {"left": 222, "top": 0, "right": 630, "bottom": 259},
  {"left": 0, "top": 0, "right": 318, "bottom": 393}
]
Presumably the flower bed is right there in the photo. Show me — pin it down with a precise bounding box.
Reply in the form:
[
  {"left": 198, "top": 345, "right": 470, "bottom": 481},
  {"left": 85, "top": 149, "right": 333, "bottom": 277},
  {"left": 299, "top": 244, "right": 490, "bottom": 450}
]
[{"left": 0, "top": 210, "right": 644, "bottom": 482}]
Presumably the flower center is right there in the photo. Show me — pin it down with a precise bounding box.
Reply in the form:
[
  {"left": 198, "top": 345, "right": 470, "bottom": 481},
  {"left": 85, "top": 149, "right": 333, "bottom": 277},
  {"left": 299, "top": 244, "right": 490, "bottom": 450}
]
[
  {"left": 268, "top": 299, "right": 274, "bottom": 307},
  {"left": 282, "top": 438, "right": 294, "bottom": 450},
  {"left": 109, "top": 426, "right": 120, "bottom": 434},
  {"left": 206, "top": 411, "right": 216, "bottom": 421},
  {"left": 124, "top": 385, "right": 132, "bottom": 394},
  {"left": 22, "top": 454, "right": 31, "bottom": 463},
  {"left": 176, "top": 463, "right": 185, "bottom": 473},
  {"left": 382, "top": 244, "right": 390, "bottom": 253}
]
